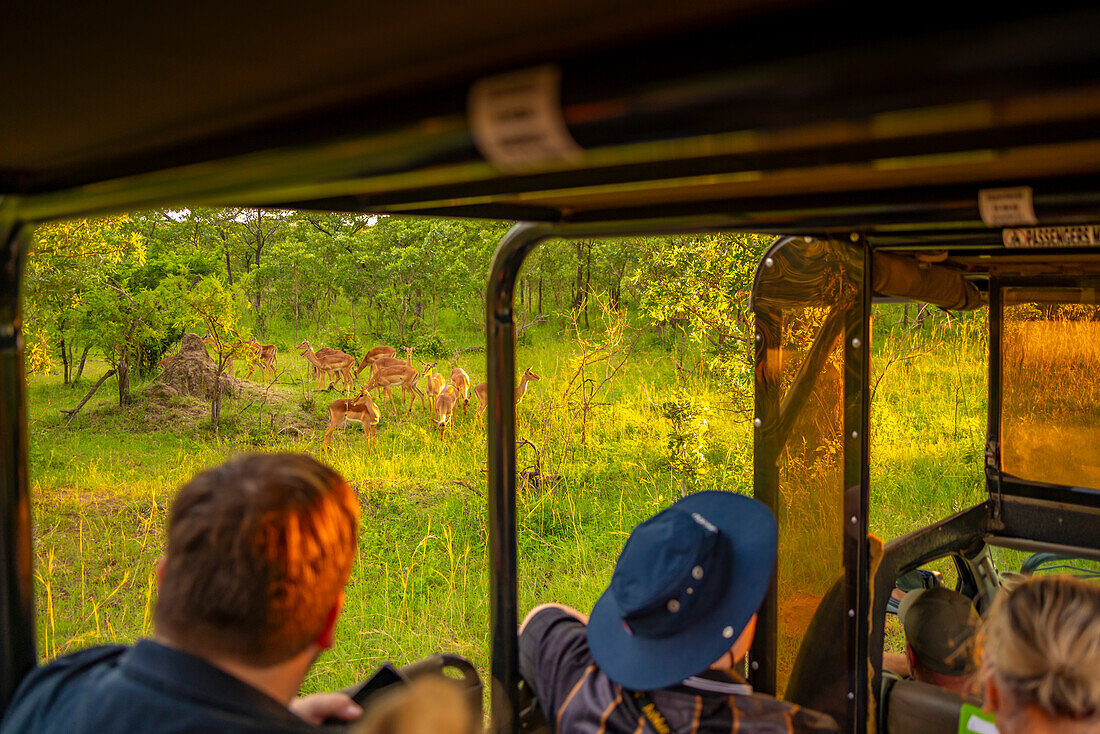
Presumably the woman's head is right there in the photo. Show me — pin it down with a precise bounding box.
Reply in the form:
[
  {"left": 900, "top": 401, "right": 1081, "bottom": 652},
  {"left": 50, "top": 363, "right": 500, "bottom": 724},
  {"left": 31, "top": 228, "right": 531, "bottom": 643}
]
[{"left": 982, "top": 575, "right": 1100, "bottom": 729}]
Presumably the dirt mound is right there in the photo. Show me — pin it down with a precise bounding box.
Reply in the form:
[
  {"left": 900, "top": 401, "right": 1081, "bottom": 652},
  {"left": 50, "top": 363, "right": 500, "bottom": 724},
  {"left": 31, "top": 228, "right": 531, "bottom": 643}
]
[{"left": 154, "top": 332, "right": 240, "bottom": 401}]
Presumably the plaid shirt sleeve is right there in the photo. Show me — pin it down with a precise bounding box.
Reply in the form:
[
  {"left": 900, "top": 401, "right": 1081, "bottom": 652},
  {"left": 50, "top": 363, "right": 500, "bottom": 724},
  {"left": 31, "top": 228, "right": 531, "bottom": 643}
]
[{"left": 518, "top": 607, "right": 595, "bottom": 723}]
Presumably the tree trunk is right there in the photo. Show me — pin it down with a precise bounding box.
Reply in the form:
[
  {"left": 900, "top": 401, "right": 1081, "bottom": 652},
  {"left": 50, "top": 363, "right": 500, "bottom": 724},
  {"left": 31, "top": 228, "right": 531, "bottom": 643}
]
[
  {"left": 225, "top": 249, "right": 233, "bottom": 286},
  {"left": 573, "top": 242, "right": 585, "bottom": 311},
  {"left": 584, "top": 246, "right": 593, "bottom": 328},
  {"left": 60, "top": 337, "right": 71, "bottom": 384},
  {"left": 116, "top": 357, "right": 132, "bottom": 406},
  {"left": 538, "top": 277, "right": 543, "bottom": 316},
  {"left": 74, "top": 345, "right": 90, "bottom": 383}
]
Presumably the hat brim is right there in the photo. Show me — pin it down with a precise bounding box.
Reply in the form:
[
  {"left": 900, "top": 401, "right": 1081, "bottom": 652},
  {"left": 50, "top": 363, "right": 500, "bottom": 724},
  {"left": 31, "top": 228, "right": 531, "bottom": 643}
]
[{"left": 586, "top": 491, "right": 777, "bottom": 690}]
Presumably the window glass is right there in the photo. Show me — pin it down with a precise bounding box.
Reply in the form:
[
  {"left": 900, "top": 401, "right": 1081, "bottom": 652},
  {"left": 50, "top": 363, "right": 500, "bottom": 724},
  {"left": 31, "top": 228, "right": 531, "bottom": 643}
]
[
  {"left": 754, "top": 238, "right": 861, "bottom": 703},
  {"left": 1001, "top": 286, "right": 1100, "bottom": 490}
]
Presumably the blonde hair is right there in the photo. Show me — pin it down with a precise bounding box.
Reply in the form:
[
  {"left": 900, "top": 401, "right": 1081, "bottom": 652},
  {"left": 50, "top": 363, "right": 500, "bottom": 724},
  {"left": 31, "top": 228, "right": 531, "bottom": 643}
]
[
  {"left": 354, "top": 677, "right": 473, "bottom": 734},
  {"left": 982, "top": 575, "right": 1100, "bottom": 720}
]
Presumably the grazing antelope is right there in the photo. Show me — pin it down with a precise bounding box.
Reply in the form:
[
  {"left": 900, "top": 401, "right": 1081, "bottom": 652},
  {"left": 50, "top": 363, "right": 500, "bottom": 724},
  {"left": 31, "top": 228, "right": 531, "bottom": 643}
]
[
  {"left": 365, "top": 362, "right": 426, "bottom": 415},
  {"left": 323, "top": 387, "right": 382, "bottom": 450},
  {"left": 245, "top": 339, "right": 278, "bottom": 382},
  {"left": 449, "top": 368, "right": 471, "bottom": 413},
  {"left": 422, "top": 361, "right": 444, "bottom": 412},
  {"left": 303, "top": 344, "right": 341, "bottom": 380},
  {"left": 472, "top": 367, "right": 540, "bottom": 420},
  {"left": 296, "top": 340, "right": 356, "bottom": 391},
  {"left": 369, "top": 345, "right": 415, "bottom": 373},
  {"left": 432, "top": 385, "right": 460, "bottom": 439},
  {"left": 355, "top": 345, "right": 398, "bottom": 378}
]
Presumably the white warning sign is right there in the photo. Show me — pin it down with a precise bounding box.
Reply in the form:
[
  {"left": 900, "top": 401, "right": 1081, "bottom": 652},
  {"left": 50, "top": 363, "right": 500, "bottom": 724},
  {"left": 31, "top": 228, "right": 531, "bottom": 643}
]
[
  {"left": 979, "top": 187, "right": 1038, "bottom": 227},
  {"left": 1003, "top": 225, "right": 1100, "bottom": 248},
  {"left": 468, "top": 65, "right": 583, "bottom": 170}
]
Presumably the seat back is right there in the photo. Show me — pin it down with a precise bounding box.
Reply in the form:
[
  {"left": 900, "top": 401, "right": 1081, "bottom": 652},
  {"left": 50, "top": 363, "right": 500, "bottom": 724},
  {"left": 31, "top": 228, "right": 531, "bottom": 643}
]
[{"left": 882, "top": 677, "right": 982, "bottom": 734}]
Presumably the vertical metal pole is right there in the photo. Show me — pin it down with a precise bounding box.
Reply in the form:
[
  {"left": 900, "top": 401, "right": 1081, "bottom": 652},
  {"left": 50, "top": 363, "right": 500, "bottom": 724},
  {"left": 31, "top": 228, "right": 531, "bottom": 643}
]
[
  {"left": 749, "top": 306, "right": 781, "bottom": 694},
  {"left": 985, "top": 281, "right": 1004, "bottom": 529},
  {"left": 842, "top": 239, "right": 871, "bottom": 734},
  {"left": 0, "top": 218, "right": 35, "bottom": 712},
  {"left": 748, "top": 235, "right": 796, "bottom": 696},
  {"left": 485, "top": 223, "right": 552, "bottom": 734}
]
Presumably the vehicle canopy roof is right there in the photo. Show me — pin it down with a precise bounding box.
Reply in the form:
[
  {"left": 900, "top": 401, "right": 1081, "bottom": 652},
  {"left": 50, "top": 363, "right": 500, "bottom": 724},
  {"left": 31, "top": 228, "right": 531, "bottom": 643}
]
[{"left": 3, "top": 2, "right": 1100, "bottom": 247}]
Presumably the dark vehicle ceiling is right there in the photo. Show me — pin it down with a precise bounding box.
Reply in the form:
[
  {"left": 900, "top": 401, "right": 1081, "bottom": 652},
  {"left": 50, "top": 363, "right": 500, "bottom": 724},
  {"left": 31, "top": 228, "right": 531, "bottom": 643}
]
[{"left": 4, "top": 2, "right": 1100, "bottom": 253}]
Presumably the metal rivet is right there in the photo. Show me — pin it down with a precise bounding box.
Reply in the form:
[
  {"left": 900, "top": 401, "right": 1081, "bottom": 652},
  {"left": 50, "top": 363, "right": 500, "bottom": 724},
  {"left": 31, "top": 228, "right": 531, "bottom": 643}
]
[
  {"left": 667, "top": 599, "right": 681, "bottom": 613},
  {"left": 852, "top": 338, "right": 862, "bottom": 348},
  {"left": 750, "top": 661, "right": 760, "bottom": 670},
  {"left": 850, "top": 516, "right": 858, "bottom": 524},
  {"left": 755, "top": 333, "right": 762, "bottom": 342},
  {"left": 764, "top": 257, "right": 775, "bottom": 268},
  {"left": 851, "top": 431, "right": 859, "bottom": 439},
  {"left": 848, "top": 609, "right": 856, "bottom": 618},
  {"left": 692, "top": 565, "right": 704, "bottom": 580},
  {"left": 847, "top": 692, "right": 855, "bottom": 701},
  {"left": 722, "top": 626, "right": 734, "bottom": 638},
  {"left": 850, "top": 233, "right": 859, "bottom": 242},
  {"left": 753, "top": 417, "right": 762, "bottom": 427},
  {"left": 804, "top": 236, "right": 814, "bottom": 243},
  {"left": 686, "top": 587, "right": 694, "bottom": 595}
]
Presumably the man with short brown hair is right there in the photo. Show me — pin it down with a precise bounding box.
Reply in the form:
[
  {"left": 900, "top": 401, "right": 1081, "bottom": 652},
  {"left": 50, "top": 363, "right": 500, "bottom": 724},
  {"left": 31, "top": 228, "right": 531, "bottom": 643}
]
[{"left": 3, "top": 453, "right": 364, "bottom": 733}]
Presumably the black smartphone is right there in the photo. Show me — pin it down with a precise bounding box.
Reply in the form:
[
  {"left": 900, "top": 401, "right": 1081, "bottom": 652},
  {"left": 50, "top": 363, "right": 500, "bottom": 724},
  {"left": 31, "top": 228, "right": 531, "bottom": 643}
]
[
  {"left": 347, "top": 662, "right": 405, "bottom": 706},
  {"left": 321, "top": 663, "right": 407, "bottom": 726}
]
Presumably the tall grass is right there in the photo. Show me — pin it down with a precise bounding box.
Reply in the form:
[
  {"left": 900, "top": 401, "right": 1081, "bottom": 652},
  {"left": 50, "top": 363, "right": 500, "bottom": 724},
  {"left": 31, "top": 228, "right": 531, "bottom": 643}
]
[
  {"left": 25, "top": 303, "right": 1031, "bottom": 696},
  {"left": 1001, "top": 316, "right": 1100, "bottom": 489}
]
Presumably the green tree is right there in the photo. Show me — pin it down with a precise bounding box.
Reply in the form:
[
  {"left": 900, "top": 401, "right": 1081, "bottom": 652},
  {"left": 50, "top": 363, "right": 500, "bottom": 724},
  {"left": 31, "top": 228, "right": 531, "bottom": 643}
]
[
  {"left": 633, "top": 233, "right": 769, "bottom": 380},
  {"left": 24, "top": 217, "right": 139, "bottom": 383},
  {"left": 180, "top": 276, "right": 246, "bottom": 425}
]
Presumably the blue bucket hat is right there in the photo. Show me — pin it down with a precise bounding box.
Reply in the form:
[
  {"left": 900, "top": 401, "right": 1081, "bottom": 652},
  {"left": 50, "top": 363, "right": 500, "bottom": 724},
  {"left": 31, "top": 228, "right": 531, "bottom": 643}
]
[{"left": 586, "top": 491, "right": 777, "bottom": 690}]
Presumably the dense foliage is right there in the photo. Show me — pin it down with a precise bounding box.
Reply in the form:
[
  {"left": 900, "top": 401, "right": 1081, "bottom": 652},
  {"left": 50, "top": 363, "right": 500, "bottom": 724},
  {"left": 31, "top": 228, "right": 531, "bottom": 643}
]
[{"left": 24, "top": 211, "right": 772, "bottom": 405}]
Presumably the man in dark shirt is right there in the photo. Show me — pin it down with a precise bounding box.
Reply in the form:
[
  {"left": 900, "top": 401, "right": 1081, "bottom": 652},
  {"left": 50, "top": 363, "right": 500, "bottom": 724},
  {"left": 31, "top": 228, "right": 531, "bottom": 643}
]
[
  {"left": 3, "top": 453, "right": 364, "bottom": 733},
  {"left": 519, "top": 491, "right": 838, "bottom": 734},
  {"left": 882, "top": 587, "right": 980, "bottom": 696}
]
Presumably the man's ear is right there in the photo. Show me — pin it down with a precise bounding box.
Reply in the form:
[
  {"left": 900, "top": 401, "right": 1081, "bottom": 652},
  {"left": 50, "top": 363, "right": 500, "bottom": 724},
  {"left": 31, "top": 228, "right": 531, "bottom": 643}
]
[
  {"left": 155, "top": 557, "right": 165, "bottom": 587},
  {"left": 905, "top": 644, "right": 919, "bottom": 674},
  {"left": 314, "top": 594, "right": 344, "bottom": 650}
]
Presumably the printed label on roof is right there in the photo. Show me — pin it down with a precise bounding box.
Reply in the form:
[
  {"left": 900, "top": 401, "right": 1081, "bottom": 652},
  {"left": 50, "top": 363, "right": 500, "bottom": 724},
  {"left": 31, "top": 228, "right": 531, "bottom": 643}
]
[
  {"left": 469, "top": 65, "right": 583, "bottom": 170},
  {"left": 1003, "top": 225, "right": 1100, "bottom": 248},
  {"left": 979, "top": 187, "right": 1038, "bottom": 227}
]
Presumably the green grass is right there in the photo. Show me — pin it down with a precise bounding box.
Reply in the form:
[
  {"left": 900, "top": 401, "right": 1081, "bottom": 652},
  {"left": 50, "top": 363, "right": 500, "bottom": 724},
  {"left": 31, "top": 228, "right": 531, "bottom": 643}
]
[{"left": 24, "top": 304, "right": 1049, "bottom": 696}]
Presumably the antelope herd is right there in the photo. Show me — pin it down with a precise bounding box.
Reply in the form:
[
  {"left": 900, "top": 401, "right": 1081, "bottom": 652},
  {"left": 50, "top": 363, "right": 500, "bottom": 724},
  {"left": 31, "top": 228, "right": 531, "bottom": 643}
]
[
  {"left": 297, "top": 340, "right": 539, "bottom": 447},
  {"left": 187, "top": 333, "right": 540, "bottom": 447}
]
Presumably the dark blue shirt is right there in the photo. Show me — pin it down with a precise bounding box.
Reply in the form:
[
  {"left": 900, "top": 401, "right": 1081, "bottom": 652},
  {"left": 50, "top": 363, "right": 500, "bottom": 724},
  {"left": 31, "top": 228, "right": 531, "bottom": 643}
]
[
  {"left": 519, "top": 608, "right": 838, "bottom": 734},
  {"left": 1, "top": 640, "right": 322, "bottom": 734}
]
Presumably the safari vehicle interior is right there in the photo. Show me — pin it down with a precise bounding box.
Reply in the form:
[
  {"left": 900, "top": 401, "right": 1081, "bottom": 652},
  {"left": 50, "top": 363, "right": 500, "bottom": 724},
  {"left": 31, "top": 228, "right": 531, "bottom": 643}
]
[{"left": 4, "top": 3, "right": 1100, "bottom": 734}]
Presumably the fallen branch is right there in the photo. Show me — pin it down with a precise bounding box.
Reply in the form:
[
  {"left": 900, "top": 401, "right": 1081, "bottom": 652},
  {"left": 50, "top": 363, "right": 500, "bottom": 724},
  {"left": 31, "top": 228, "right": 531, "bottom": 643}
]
[
  {"left": 61, "top": 369, "right": 116, "bottom": 424},
  {"left": 454, "top": 480, "right": 483, "bottom": 497}
]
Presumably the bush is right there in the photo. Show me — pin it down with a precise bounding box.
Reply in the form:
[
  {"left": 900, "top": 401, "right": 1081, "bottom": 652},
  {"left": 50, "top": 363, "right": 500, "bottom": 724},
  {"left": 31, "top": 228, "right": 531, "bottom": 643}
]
[
  {"left": 136, "top": 329, "right": 184, "bottom": 377},
  {"left": 661, "top": 391, "right": 711, "bottom": 494},
  {"left": 328, "top": 328, "right": 364, "bottom": 356},
  {"left": 410, "top": 331, "right": 452, "bottom": 359}
]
